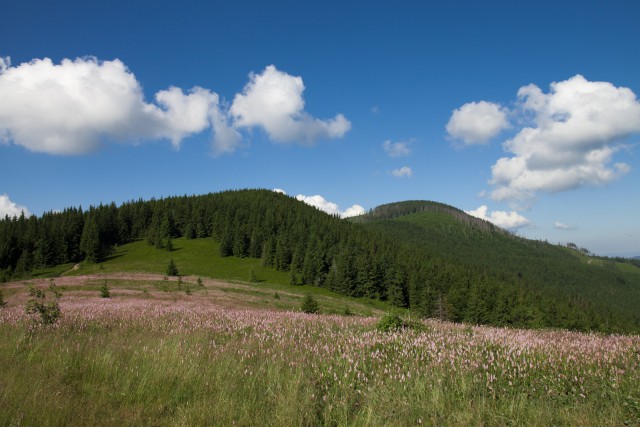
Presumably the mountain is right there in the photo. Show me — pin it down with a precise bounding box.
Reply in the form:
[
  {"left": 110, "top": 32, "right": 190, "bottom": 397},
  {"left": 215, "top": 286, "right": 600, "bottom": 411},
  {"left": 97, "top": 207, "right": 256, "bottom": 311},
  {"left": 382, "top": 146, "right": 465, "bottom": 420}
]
[
  {"left": 356, "top": 200, "right": 640, "bottom": 331},
  {"left": 1, "top": 190, "right": 638, "bottom": 333}
]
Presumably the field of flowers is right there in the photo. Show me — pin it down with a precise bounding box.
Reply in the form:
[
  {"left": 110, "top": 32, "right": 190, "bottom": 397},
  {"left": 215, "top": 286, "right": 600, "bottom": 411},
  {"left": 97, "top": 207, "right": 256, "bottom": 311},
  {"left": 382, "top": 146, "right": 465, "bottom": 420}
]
[{"left": 1, "top": 288, "right": 639, "bottom": 426}]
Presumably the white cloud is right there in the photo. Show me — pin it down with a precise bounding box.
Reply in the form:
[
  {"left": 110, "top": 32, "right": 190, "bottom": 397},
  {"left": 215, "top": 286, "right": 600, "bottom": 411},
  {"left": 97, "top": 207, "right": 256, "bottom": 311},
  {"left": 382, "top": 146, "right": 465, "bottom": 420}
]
[
  {"left": 391, "top": 166, "right": 413, "bottom": 177},
  {"left": 0, "top": 194, "right": 31, "bottom": 218},
  {"left": 0, "top": 57, "right": 217, "bottom": 154},
  {"left": 210, "top": 106, "right": 244, "bottom": 157},
  {"left": 446, "top": 101, "right": 509, "bottom": 145},
  {"left": 295, "top": 194, "right": 364, "bottom": 218},
  {"left": 0, "top": 57, "right": 9, "bottom": 74},
  {"left": 0, "top": 58, "right": 350, "bottom": 157},
  {"left": 272, "top": 188, "right": 287, "bottom": 194},
  {"left": 465, "top": 205, "right": 530, "bottom": 230},
  {"left": 230, "top": 65, "right": 351, "bottom": 144},
  {"left": 554, "top": 221, "right": 575, "bottom": 230},
  {"left": 489, "top": 75, "right": 640, "bottom": 204},
  {"left": 382, "top": 140, "right": 411, "bottom": 157},
  {"left": 341, "top": 204, "right": 366, "bottom": 218}
]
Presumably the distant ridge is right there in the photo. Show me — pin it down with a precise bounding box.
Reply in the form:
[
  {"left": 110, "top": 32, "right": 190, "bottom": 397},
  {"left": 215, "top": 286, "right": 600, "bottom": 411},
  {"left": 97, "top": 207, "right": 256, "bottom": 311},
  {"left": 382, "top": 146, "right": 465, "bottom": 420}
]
[{"left": 353, "top": 200, "right": 502, "bottom": 233}]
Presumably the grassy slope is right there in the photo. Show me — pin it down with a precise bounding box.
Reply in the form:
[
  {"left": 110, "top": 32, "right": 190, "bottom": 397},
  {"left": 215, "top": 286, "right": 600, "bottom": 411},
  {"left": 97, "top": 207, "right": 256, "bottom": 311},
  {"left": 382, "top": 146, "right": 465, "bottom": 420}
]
[{"left": 22, "top": 237, "right": 391, "bottom": 316}]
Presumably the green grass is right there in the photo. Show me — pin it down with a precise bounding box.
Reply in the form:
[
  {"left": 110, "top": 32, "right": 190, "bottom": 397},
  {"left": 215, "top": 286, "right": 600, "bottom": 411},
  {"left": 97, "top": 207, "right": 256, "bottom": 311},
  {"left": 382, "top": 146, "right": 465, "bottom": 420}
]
[
  {"left": 51, "top": 237, "right": 390, "bottom": 315},
  {"left": 1, "top": 304, "right": 637, "bottom": 426}
]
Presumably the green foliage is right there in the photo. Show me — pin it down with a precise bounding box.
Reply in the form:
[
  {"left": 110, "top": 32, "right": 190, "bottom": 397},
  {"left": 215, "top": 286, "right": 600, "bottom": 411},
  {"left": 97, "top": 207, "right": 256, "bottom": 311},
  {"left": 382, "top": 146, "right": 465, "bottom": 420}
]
[
  {"left": 273, "top": 292, "right": 280, "bottom": 300},
  {"left": 25, "top": 281, "right": 62, "bottom": 324},
  {"left": 2, "top": 189, "right": 639, "bottom": 333},
  {"left": 166, "top": 258, "right": 178, "bottom": 276},
  {"left": 301, "top": 294, "right": 319, "bottom": 314},
  {"left": 99, "top": 280, "right": 110, "bottom": 298},
  {"left": 377, "top": 311, "right": 426, "bottom": 332},
  {"left": 0, "top": 288, "right": 6, "bottom": 307},
  {"left": 196, "top": 277, "right": 203, "bottom": 287},
  {"left": 376, "top": 312, "right": 405, "bottom": 332},
  {"left": 185, "top": 285, "right": 192, "bottom": 295}
]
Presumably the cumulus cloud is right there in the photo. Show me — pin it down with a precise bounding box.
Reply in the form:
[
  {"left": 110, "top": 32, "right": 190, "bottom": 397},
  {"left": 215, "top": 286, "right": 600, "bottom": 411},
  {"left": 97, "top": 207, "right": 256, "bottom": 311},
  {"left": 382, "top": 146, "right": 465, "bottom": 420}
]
[
  {"left": 272, "top": 188, "right": 287, "bottom": 194},
  {"left": 382, "top": 140, "right": 411, "bottom": 157},
  {"left": 391, "top": 166, "right": 413, "bottom": 178},
  {"left": 489, "top": 75, "right": 640, "bottom": 204},
  {"left": 0, "top": 57, "right": 217, "bottom": 154},
  {"left": 0, "top": 58, "right": 350, "bottom": 156},
  {"left": 230, "top": 65, "right": 351, "bottom": 145},
  {"left": 295, "top": 194, "right": 364, "bottom": 218},
  {"left": 0, "top": 194, "right": 31, "bottom": 218},
  {"left": 465, "top": 205, "right": 530, "bottom": 230},
  {"left": 446, "top": 101, "right": 509, "bottom": 145}
]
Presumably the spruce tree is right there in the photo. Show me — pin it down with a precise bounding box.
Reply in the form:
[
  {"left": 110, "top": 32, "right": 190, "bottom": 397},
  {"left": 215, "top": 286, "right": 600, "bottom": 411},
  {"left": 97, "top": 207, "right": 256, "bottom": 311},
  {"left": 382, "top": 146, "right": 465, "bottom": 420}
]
[
  {"left": 301, "top": 294, "right": 319, "bottom": 314},
  {"left": 166, "top": 258, "right": 178, "bottom": 276}
]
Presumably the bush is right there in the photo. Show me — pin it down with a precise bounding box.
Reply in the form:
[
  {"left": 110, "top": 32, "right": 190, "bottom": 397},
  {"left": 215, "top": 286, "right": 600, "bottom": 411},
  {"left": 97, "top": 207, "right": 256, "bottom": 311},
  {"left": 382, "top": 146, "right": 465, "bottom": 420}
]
[
  {"left": 377, "top": 312, "right": 405, "bottom": 332},
  {"left": 301, "top": 294, "right": 319, "bottom": 314},
  {"left": 25, "top": 282, "right": 62, "bottom": 325},
  {"left": 377, "top": 311, "right": 427, "bottom": 333},
  {"left": 0, "top": 288, "right": 6, "bottom": 307}
]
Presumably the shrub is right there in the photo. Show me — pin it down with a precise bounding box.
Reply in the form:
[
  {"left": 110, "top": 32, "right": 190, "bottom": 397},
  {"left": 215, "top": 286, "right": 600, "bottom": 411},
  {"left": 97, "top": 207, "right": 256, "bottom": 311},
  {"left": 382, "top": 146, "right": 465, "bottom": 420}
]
[
  {"left": 376, "top": 311, "right": 427, "bottom": 333},
  {"left": 196, "top": 277, "right": 203, "bottom": 287},
  {"left": 25, "top": 282, "right": 62, "bottom": 325},
  {"left": 0, "top": 288, "right": 6, "bottom": 307},
  {"left": 301, "top": 294, "right": 319, "bottom": 314},
  {"left": 274, "top": 292, "right": 280, "bottom": 300},
  {"left": 377, "top": 312, "right": 405, "bottom": 332}
]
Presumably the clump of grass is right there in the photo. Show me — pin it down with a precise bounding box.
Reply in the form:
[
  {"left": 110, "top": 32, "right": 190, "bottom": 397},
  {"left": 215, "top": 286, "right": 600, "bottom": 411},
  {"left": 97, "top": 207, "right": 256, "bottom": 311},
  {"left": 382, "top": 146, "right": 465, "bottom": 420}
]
[{"left": 273, "top": 292, "right": 280, "bottom": 300}]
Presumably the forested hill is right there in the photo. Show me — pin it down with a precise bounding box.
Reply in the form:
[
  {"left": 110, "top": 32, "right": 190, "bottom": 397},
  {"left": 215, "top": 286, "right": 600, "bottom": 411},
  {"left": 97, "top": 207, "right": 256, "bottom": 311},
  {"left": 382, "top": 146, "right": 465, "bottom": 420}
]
[
  {"left": 1, "top": 189, "right": 638, "bottom": 333},
  {"left": 354, "top": 200, "right": 502, "bottom": 233}
]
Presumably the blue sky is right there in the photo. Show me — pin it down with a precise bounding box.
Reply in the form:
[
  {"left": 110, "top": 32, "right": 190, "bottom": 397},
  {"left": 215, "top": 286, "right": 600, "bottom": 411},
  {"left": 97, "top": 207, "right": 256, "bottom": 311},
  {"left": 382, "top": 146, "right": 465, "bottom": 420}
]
[{"left": 1, "top": 0, "right": 639, "bottom": 256}]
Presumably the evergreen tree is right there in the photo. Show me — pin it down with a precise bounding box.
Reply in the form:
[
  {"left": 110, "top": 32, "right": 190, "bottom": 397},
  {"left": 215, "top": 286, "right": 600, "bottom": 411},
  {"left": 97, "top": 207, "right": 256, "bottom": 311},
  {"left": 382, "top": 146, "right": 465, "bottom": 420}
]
[
  {"left": 80, "top": 218, "right": 101, "bottom": 263},
  {"left": 99, "top": 280, "right": 111, "bottom": 298},
  {"left": 301, "top": 294, "right": 319, "bottom": 314},
  {"left": 166, "top": 258, "right": 178, "bottom": 276}
]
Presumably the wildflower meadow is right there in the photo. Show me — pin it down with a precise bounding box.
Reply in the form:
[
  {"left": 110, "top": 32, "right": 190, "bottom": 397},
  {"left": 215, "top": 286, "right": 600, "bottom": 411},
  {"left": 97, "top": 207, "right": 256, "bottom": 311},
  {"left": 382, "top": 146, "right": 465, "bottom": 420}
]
[{"left": 0, "top": 278, "right": 639, "bottom": 426}]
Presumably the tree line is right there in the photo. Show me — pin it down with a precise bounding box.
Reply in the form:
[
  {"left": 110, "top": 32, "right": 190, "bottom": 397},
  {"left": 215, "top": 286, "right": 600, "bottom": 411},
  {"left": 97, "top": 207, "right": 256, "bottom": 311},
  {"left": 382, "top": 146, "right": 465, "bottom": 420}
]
[{"left": 0, "top": 189, "right": 637, "bottom": 333}]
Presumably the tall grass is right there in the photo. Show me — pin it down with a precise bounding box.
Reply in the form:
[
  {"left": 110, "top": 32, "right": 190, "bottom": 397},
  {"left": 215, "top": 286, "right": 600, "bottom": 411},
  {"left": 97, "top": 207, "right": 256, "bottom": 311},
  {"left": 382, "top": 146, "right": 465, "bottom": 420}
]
[{"left": 1, "top": 297, "right": 638, "bottom": 426}]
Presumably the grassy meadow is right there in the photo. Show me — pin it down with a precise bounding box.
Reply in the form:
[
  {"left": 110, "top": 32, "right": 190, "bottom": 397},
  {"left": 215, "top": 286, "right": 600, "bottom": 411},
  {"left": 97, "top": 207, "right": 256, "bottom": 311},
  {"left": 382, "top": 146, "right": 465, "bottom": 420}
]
[{"left": 0, "top": 238, "right": 639, "bottom": 426}]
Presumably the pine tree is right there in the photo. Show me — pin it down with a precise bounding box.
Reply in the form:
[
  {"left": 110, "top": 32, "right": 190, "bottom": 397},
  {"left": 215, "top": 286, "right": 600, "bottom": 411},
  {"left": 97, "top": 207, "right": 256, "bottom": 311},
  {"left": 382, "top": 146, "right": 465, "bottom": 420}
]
[
  {"left": 99, "top": 280, "right": 110, "bottom": 298},
  {"left": 301, "top": 294, "right": 319, "bottom": 314},
  {"left": 166, "top": 258, "right": 178, "bottom": 276},
  {"left": 80, "top": 218, "right": 100, "bottom": 263}
]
